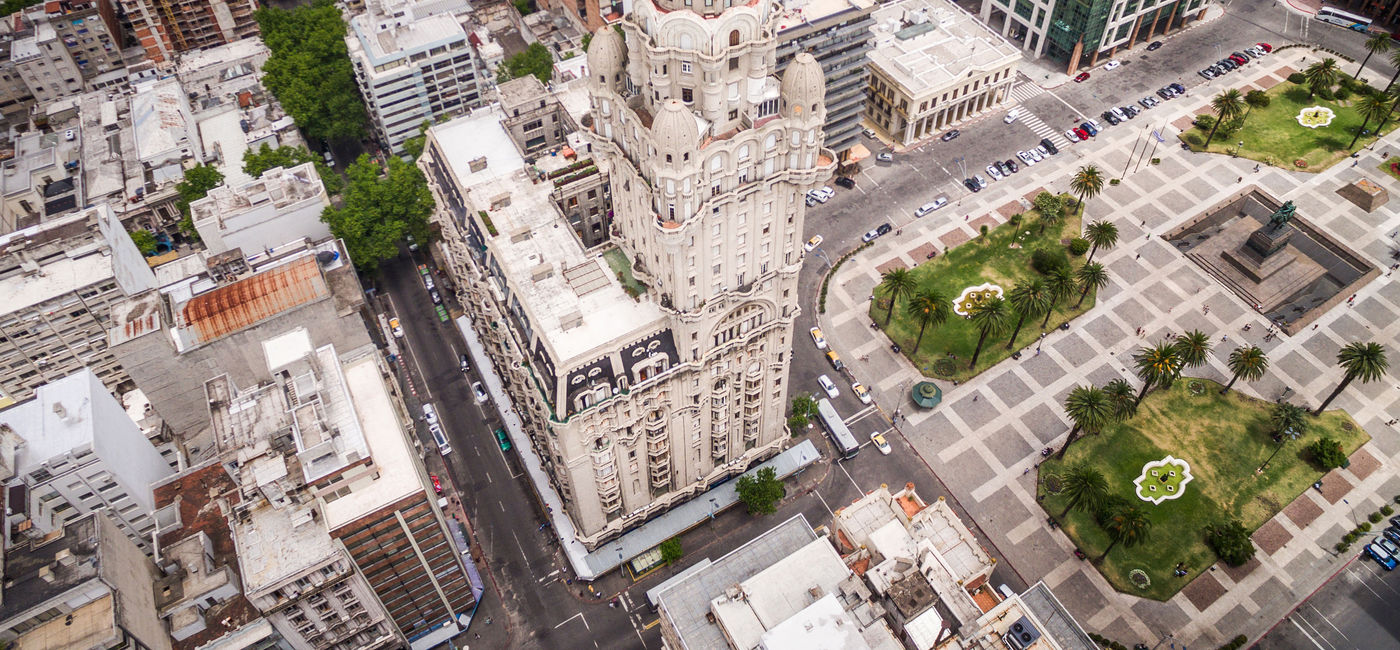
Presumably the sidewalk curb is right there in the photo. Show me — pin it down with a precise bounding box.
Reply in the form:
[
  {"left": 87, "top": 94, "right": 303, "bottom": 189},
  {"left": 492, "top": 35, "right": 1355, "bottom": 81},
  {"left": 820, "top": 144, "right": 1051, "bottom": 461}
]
[{"left": 1255, "top": 551, "right": 1357, "bottom": 642}]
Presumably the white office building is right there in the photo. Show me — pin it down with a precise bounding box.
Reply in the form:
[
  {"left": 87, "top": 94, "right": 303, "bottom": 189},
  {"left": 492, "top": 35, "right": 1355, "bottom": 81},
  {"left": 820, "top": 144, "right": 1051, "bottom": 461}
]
[{"left": 190, "top": 162, "right": 333, "bottom": 256}]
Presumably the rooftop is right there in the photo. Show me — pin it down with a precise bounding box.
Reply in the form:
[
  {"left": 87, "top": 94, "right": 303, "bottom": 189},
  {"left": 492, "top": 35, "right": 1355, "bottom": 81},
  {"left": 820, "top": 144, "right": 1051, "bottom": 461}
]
[
  {"left": 0, "top": 513, "right": 102, "bottom": 626},
  {"left": 190, "top": 162, "right": 326, "bottom": 223},
  {"left": 0, "top": 368, "right": 106, "bottom": 477},
  {"left": 710, "top": 535, "right": 852, "bottom": 649},
  {"left": 176, "top": 254, "right": 330, "bottom": 347},
  {"left": 232, "top": 500, "right": 338, "bottom": 595},
  {"left": 867, "top": 0, "right": 1020, "bottom": 97},
  {"left": 131, "top": 78, "right": 200, "bottom": 165},
  {"left": 432, "top": 108, "right": 664, "bottom": 364},
  {"left": 350, "top": 9, "right": 465, "bottom": 70},
  {"left": 775, "top": 0, "right": 875, "bottom": 32}
]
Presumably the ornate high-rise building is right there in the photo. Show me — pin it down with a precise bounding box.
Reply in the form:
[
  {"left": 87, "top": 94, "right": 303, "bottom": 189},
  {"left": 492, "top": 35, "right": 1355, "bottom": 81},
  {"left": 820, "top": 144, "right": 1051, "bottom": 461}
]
[{"left": 418, "top": 0, "right": 832, "bottom": 548}]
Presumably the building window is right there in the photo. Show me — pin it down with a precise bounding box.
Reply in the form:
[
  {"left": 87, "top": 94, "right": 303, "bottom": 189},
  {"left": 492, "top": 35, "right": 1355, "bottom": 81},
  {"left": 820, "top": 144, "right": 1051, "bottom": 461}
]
[
  {"left": 681, "top": 61, "right": 692, "bottom": 74},
  {"left": 729, "top": 30, "right": 740, "bottom": 46},
  {"left": 682, "top": 87, "right": 693, "bottom": 103}
]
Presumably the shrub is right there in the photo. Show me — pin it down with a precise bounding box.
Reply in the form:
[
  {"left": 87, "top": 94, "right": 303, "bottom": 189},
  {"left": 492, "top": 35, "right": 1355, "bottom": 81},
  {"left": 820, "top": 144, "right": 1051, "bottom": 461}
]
[
  {"left": 1361, "top": 521, "right": 1373, "bottom": 532},
  {"left": 787, "top": 415, "right": 808, "bottom": 433},
  {"left": 1031, "top": 247, "right": 1071, "bottom": 275},
  {"left": 1370, "top": 512, "right": 1384, "bottom": 523},
  {"left": 1217, "top": 636, "right": 1248, "bottom": 650},
  {"left": 1068, "top": 238, "right": 1090, "bottom": 256},
  {"left": 659, "top": 537, "right": 683, "bottom": 564},
  {"left": 1109, "top": 178, "right": 1121, "bottom": 185},
  {"left": 1308, "top": 437, "right": 1347, "bottom": 469},
  {"left": 1344, "top": 532, "right": 1358, "bottom": 543},
  {"left": 1194, "top": 115, "right": 1216, "bottom": 132},
  {"left": 1384, "top": 505, "right": 1394, "bottom": 516},
  {"left": 1317, "top": 86, "right": 1335, "bottom": 101},
  {"left": 1204, "top": 519, "right": 1256, "bottom": 566},
  {"left": 1334, "top": 86, "right": 1351, "bottom": 101},
  {"left": 1336, "top": 541, "right": 1351, "bottom": 552},
  {"left": 1288, "top": 72, "right": 1306, "bottom": 83}
]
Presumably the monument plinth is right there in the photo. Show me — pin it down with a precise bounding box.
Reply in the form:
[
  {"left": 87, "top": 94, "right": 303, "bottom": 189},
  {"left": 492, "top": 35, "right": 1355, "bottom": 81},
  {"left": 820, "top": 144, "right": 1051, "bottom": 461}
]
[{"left": 1189, "top": 201, "right": 1326, "bottom": 312}]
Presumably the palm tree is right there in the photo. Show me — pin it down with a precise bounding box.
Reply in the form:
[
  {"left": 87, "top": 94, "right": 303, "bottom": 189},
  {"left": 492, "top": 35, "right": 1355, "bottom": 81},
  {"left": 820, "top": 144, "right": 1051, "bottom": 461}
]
[
  {"left": 1222, "top": 345, "right": 1268, "bottom": 394},
  {"left": 1315, "top": 342, "right": 1389, "bottom": 414},
  {"left": 877, "top": 268, "right": 916, "bottom": 326},
  {"left": 1056, "top": 385, "right": 1113, "bottom": 459},
  {"left": 1359, "top": 32, "right": 1393, "bottom": 79},
  {"left": 967, "top": 296, "right": 1010, "bottom": 370},
  {"left": 1074, "top": 262, "right": 1108, "bottom": 308},
  {"left": 1058, "top": 464, "right": 1109, "bottom": 519},
  {"left": 1303, "top": 58, "right": 1341, "bottom": 98},
  {"left": 905, "top": 289, "right": 949, "bottom": 351},
  {"left": 1105, "top": 378, "right": 1137, "bottom": 421},
  {"left": 1260, "top": 402, "right": 1307, "bottom": 471},
  {"left": 1242, "top": 90, "right": 1271, "bottom": 126},
  {"left": 1350, "top": 91, "right": 1392, "bottom": 149},
  {"left": 1172, "top": 330, "right": 1212, "bottom": 380},
  {"left": 1377, "top": 84, "right": 1400, "bottom": 133},
  {"left": 1042, "top": 267, "right": 1077, "bottom": 329},
  {"left": 1133, "top": 342, "right": 1182, "bottom": 405},
  {"left": 1005, "top": 279, "right": 1051, "bottom": 349},
  {"left": 1204, "top": 89, "right": 1246, "bottom": 148},
  {"left": 1097, "top": 503, "right": 1152, "bottom": 563},
  {"left": 1084, "top": 220, "right": 1118, "bottom": 263},
  {"left": 1386, "top": 49, "right": 1400, "bottom": 92},
  {"left": 1069, "top": 165, "right": 1105, "bottom": 209}
]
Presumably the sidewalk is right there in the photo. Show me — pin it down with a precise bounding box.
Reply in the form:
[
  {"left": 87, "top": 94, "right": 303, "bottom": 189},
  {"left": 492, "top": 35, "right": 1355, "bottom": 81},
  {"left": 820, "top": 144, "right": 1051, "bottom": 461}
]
[{"left": 818, "top": 47, "right": 1400, "bottom": 647}]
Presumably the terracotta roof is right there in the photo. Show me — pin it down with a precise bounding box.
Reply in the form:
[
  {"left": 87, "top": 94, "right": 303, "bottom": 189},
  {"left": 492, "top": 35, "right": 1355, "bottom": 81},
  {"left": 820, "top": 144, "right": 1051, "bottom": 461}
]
[{"left": 181, "top": 256, "right": 327, "bottom": 344}]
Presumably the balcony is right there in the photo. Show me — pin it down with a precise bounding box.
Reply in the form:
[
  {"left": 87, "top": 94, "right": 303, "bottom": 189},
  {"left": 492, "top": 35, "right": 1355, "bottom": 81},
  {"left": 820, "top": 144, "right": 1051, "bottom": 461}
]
[{"left": 647, "top": 438, "right": 668, "bottom": 455}]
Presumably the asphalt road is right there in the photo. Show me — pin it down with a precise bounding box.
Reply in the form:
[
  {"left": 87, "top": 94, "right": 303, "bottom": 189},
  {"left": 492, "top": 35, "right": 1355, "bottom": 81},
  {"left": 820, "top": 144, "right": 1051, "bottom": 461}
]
[{"left": 1254, "top": 548, "right": 1400, "bottom": 650}]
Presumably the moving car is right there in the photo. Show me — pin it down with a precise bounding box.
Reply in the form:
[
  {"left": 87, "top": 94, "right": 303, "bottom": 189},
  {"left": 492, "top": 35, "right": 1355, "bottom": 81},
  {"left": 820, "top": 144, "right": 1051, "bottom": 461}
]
[
  {"left": 472, "top": 381, "right": 489, "bottom": 403},
  {"left": 870, "top": 432, "right": 892, "bottom": 455},
  {"left": 805, "top": 235, "right": 824, "bottom": 251},
  {"left": 915, "top": 197, "right": 948, "bottom": 216},
  {"left": 826, "top": 350, "right": 844, "bottom": 371},
  {"left": 1073, "top": 72, "right": 1091, "bottom": 83},
  {"left": 852, "top": 382, "right": 871, "bottom": 404},
  {"left": 940, "top": 129, "right": 961, "bottom": 142},
  {"left": 876, "top": 152, "right": 894, "bottom": 163},
  {"left": 1368, "top": 542, "right": 1398, "bottom": 570},
  {"left": 494, "top": 428, "right": 511, "bottom": 452},
  {"left": 389, "top": 317, "right": 404, "bottom": 338},
  {"left": 810, "top": 326, "right": 828, "bottom": 350},
  {"left": 817, "top": 374, "right": 840, "bottom": 399},
  {"left": 1103, "top": 59, "right": 1121, "bottom": 70},
  {"left": 1146, "top": 40, "right": 1163, "bottom": 51},
  {"left": 1004, "top": 109, "right": 1020, "bottom": 124}
]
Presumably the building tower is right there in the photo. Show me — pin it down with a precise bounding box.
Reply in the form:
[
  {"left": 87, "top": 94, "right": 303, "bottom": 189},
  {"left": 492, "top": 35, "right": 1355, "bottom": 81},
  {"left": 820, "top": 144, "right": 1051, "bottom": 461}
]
[{"left": 579, "top": 2, "right": 833, "bottom": 531}]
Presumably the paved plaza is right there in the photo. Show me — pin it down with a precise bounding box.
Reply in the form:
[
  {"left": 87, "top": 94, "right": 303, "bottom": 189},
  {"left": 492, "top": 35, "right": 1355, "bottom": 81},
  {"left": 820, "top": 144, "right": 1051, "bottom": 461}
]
[{"left": 821, "top": 47, "right": 1400, "bottom": 647}]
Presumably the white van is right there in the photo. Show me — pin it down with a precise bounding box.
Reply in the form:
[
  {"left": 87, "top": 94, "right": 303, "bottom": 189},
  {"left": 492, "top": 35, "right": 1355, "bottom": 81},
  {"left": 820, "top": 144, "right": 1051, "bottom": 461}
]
[{"left": 915, "top": 197, "right": 948, "bottom": 217}]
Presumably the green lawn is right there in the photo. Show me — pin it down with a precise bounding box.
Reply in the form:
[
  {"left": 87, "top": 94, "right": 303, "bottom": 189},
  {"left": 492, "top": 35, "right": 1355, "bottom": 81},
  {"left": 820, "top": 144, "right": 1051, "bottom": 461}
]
[
  {"left": 1038, "top": 379, "right": 1369, "bottom": 601},
  {"left": 1182, "top": 82, "right": 1399, "bottom": 172},
  {"left": 1378, "top": 158, "right": 1400, "bottom": 183},
  {"left": 868, "top": 196, "right": 1094, "bottom": 382},
  {"left": 603, "top": 247, "right": 646, "bottom": 298}
]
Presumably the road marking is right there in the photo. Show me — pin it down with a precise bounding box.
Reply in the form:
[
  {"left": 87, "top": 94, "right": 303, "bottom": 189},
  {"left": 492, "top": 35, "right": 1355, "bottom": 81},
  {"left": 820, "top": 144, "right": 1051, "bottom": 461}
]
[
  {"left": 554, "top": 612, "right": 590, "bottom": 630},
  {"left": 1288, "top": 616, "right": 1331, "bottom": 650},
  {"left": 538, "top": 569, "right": 561, "bottom": 583},
  {"left": 387, "top": 293, "right": 434, "bottom": 401},
  {"left": 642, "top": 618, "right": 661, "bottom": 630},
  {"left": 1346, "top": 566, "right": 1385, "bottom": 599},
  {"left": 511, "top": 530, "right": 529, "bottom": 561},
  {"left": 1306, "top": 602, "right": 1350, "bottom": 642},
  {"left": 498, "top": 500, "right": 506, "bottom": 512},
  {"left": 621, "top": 592, "right": 635, "bottom": 611},
  {"left": 813, "top": 489, "right": 835, "bottom": 516},
  {"left": 837, "top": 459, "right": 862, "bottom": 493}
]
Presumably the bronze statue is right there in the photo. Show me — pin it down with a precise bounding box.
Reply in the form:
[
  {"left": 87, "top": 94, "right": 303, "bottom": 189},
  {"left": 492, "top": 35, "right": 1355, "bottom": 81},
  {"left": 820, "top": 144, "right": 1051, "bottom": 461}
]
[{"left": 1268, "top": 201, "right": 1296, "bottom": 231}]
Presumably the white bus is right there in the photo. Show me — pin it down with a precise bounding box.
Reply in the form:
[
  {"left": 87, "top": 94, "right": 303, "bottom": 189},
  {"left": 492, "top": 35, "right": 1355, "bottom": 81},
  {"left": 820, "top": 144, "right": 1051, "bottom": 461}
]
[
  {"left": 1316, "top": 6, "right": 1372, "bottom": 31},
  {"left": 816, "top": 398, "right": 860, "bottom": 460}
]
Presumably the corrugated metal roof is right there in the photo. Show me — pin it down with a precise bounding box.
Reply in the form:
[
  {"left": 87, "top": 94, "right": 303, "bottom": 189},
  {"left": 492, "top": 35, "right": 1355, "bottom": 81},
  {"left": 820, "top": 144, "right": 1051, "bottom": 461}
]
[{"left": 182, "top": 255, "right": 327, "bottom": 343}]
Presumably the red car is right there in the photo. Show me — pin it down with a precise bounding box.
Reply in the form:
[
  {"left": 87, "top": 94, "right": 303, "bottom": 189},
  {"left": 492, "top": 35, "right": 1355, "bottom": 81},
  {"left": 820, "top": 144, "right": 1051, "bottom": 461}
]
[
  {"left": 430, "top": 474, "right": 443, "bottom": 494},
  {"left": 1074, "top": 72, "right": 1091, "bottom": 83},
  {"left": 1256, "top": 42, "right": 1272, "bottom": 53},
  {"left": 1074, "top": 128, "right": 1090, "bottom": 140}
]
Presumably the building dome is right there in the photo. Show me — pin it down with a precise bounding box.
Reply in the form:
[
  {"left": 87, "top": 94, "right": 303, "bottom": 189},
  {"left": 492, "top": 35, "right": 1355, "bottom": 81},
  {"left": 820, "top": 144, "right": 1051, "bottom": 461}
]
[
  {"left": 651, "top": 100, "right": 698, "bottom": 160},
  {"left": 587, "top": 27, "right": 624, "bottom": 82},
  {"left": 780, "top": 52, "right": 825, "bottom": 118}
]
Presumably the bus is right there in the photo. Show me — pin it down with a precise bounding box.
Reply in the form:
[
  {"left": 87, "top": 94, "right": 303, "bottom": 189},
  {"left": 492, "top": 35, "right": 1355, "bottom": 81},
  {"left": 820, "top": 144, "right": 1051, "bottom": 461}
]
[
  {"left": 1316, "top": 7, "right": 1372, "bottom": 31},
  {"left": 816, "top": 398, "right": 860, "bottom": 460}
]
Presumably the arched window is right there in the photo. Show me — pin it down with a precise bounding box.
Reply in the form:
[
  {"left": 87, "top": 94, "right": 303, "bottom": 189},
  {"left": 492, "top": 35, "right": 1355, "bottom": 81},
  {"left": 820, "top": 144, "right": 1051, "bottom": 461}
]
[
  {"left": 729, "top": 30, "right": 740, "bottom": 46},
  {"left": 764, "top": 133, "right": 777, "bottom": 150}
]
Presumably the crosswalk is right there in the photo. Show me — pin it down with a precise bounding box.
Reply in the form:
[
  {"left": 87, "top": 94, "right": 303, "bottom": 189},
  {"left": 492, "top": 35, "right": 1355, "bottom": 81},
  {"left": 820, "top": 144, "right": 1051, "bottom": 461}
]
[
  {"left": 1007, "top": 82, "right": 1045, "bottom": 104},
  {"left": 1005, "top": 82, "right": 1071, "bottom": 149}
]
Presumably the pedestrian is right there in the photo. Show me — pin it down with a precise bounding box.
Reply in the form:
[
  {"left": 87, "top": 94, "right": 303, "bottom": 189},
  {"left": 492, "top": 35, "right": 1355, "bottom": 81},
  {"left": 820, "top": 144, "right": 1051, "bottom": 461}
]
[
  {"left": 1023, "top": 467, "right": 1030, "bottom": 475},
  {"left": 1353, "top": 159, "right": 1359, "bottom": 167},
  {"left": 1135, "top": 253, "right": 1141, "bottom": 259},
  {"left": 1146, "top": 233, "right": 1151, "bottom": 240},
  {"left": 1221, "top": 334, "right": 1228, "bottom": 342},
  {"left": 973, "top": 395, "right": 979, "bottom": 402},
  {"left": 1254, "top": 163, "right": 1260, "bottom": 172},
  {"left": 1203, "top": 306, "right": 1210, "bottom": 315},
  {"left": 1035, "top": 349, "right": 1041, "bottom": 356},
  {"left": 1236, "top": 176, "right": 1242, "bottom": 183},
  {"left": 965, "top": 214, "right": 970, "bottom": 221}
]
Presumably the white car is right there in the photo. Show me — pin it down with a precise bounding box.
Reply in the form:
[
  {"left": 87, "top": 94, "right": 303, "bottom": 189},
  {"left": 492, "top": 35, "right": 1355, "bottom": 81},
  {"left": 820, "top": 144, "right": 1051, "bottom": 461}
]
[
  {"left": 805, "top": 235, "right": 823, "bottom": 252},
  {"left": 1029, "top": 148, "right": 1044, "bottom": 163},
  {"left": 817, "top": 374, "right": 839, "bottom": 399},
  {"left": 1034, "top": 145, "right": 1049, "bottom": 159},
  {"left": 808, "top": 186, "right": 834, "bottom": 203},
  {"left": 810, "top": 326, "right": 827, "bottom": 350},
  {"left": 852, "top": 381, "right": 871, "bottom": 404},
  {"left": 1017, "top": 150, "right": 1036, "bottom": 166},
  {"left": 985, "top": 164, "right": 1003, "bottom": 181},
  {"left": 1003, "top": 109, "right": 1019, "bottom": 124},
  {"left": 914, "top": 197, "right": 947, "bottom": 217},
  {"left": 472, "top": 382, "right": 489, "bottom": 403},
  {"left": 1086, "top": 118, "right": 1103, "bottom": 132},
  {"left": 876, "top": 152, "right": 894, "bottom": 163},
  {"left": 1104, "top": 59, "right": 1121, "bottom": 70},
  {"left": 389, "top": 317, "right": 404, "bottom": 338},
  {"left": 870, "top": 432, "right": 892, "bottom": 455},
  {"left": 422, "top": 403, "right": 438, "bottom": 425}
]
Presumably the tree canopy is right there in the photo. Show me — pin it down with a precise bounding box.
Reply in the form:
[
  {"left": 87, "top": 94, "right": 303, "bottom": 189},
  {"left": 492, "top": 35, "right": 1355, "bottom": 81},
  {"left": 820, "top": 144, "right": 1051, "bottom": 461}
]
[
  {"left": 242, "top": 144, "right": 344, "bottom": 195},
  {"left": 735, "top": 467, "right": 786, "bottom": 515},
  {"left": 257, "top": 0, "right": 368, "bottom": 142},
  {"left": 1204, "top": 519, "right": 1255, "bottom": 566},
  {"left": 498, "top": 42, "right": 555, "bottom": 84},
  {"left": 321, "top": 154, "right": 435, "bottom": 274}
]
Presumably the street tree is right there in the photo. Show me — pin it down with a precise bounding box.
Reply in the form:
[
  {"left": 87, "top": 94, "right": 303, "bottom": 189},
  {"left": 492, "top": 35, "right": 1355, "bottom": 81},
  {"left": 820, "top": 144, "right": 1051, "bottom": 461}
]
[
  {"left": 1315, "top": 342, "right": 1388, "bottom": 414},
  {"left": 1359, "top": 32, "right": 1393, "bottom": 79},
  {"left": 242, "top": 144, "right": 344, "bottom": 195},
  {"left": 735, "top": 467, "right": 786, "bottom": 515},
  {"left": 321, "top": 154, "right": 435, "bottom": 275},
  {"left": 257, "top": 0, "right": 368, "bottom": 142}
]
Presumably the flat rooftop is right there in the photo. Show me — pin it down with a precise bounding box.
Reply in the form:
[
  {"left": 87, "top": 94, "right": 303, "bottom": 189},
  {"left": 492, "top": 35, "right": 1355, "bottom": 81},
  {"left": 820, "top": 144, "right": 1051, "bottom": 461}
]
[
  {"left": 0, "top": 513, "right": 102, "bottom": 624},
  {"left": 776, "top": 0, "right": 875, "bottom": 32},
  {"left": 233, "top": 501, "right": 338, "bottom": 595},
  {"left": 867, "top": 0, "right": 1020, "bottom": 97},
  {"left": 131, "top": 78, "right": 197, "bottom": 164},
  {"left": 350, "top": 11, "right": 464, "bottom": 69},
  {"left": 0, "top": 368, "right": 104, "bottom": 477},
  {"left": 432, "top": 108, "right": 664, "bottom": 364},
  {"left": 321, "top": 347, "right": 425, "bottom": 531},
  {"left": 711, "top": 535, "right": 852, "bottom": 649}
]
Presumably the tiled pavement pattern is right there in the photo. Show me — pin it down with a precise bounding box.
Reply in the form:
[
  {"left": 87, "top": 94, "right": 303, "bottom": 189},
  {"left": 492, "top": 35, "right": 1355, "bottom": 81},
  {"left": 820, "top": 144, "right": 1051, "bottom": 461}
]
[{"left": 822, "top": 48, "right": 1400, "bottom": 646}]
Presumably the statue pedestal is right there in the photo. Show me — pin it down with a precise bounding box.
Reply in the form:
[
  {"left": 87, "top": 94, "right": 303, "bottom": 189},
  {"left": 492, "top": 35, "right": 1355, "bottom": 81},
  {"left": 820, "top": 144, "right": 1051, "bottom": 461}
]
[{"left": 1188, "top": 219, "right": 1325, "bottom": 312}]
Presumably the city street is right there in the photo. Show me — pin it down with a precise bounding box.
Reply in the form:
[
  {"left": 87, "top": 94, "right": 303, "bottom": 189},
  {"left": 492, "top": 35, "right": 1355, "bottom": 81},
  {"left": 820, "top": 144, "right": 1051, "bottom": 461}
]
[{"left": 1255, "top": 551, "right": 1400, "bottom": 649}]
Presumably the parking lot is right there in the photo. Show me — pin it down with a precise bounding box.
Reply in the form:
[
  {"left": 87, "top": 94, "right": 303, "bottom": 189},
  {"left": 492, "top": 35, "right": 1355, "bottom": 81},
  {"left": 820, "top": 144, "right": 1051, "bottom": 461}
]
[{"left": 1256, "top": 548, "right": 1400, "bottom": 650}]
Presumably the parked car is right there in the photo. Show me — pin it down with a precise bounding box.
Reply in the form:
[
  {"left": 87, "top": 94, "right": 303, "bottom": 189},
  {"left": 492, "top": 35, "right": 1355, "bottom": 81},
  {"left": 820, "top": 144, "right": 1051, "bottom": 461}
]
[
  {"left": 1080, "top": 122, "right": 1098, "bottom": 137},
  {"left": 430, "top": 474, "right": 443, "bottom": 494},
  {"left": 1028, "top": 148, "right": 1044, "bottom": 162},
  {"left": 1256, "top": 42, "right": 1272, "bottom": 53},
  {"left": 876, "top": 152, "right": 894, "bottom": 163},
  {"left": 876, "top": 223, "right": 892, "bottom": 237},
  {"left": 1102, "top": 111, "right": 1121, "bottom": 125},
  {"left": 1368, "top": 542, "right": 1398, "bottom": 570},
  {"left": 870, "top": 432, "right": 892, "bottom": 455},
  {"left": 986, "top": 164, "right": 1003, "bottom": 181},
  {"left": 835, "top": 176, "right": 856, "bottom": 189},
  {"left": 422, "top": 403, "right": 438, "bottom": 425},
  {"left": 1157, "top": 88, "right": 1175, "bottom": 100},
  {"left": 1074, "top": 128, "right": 1090, "bottom": 140},
  {"left": 826, "top": 350, "right": 844, "bottom": 371},
  {"left": 973, "top": 174, "right": 988, "bottom": 189},
  {"left": 940, "top": 129, "right": 961, "bottom": 141},
  {"left": 1146, "top": 40, "right": 1163, "bottom": 51},
  {"left": 1064, "top": 129, "right": 1080, "bottom": 142},
  {"left": 809, "top": 186, "right": 835, "bottom": 202},
  {"left": 862, "top": 127, "right": 877, "bottom": 138},
  {"left": 805, "top": 235, "right": 823, "bottom": 251},
  {"left": 1384, "top": 527, "right": 1400, "bottom": 546},
  {"left": 1004, "top": 159, "right": 1019, "bottom": 173},
  {"left": 995, "top": 160, "right": 1010, "bottom": 177},
  {"left": 1198, "top": 68, "right": 1215, "bottom": 79},
  {"left": 1138, "top": 97, "right": 1155, "bottom": 109},
  {"left": 1073, "top": 72, "right": 1091, "bottom": 83},
  {"left": 852, "top": 381, "right": 871, "bottom": 404},
  {"left": 472, "top": 382, "right": 489, "bottom": 403},
  {"left": 1004, "top": 109, "right": 1020, "bottom": 124},
  {"left": 494, "top": 428, "right": 511, "bottom": 452},
  {"left": 1232, "top": 51, "right": 1249, "bottom": 62},
  {"left": 915, "top": 197, "right": 948, "bottom": 216},
  {"left": 1103, "top": 59, "right": 1121, "bottom": 70},
  {"left": 1086, "top": 118, "right": 1103, "bottom": 132},
  {"left": 1170, "top": 83, "right": 1185, "bottom": 94},
  {"left": 459, "top": 354, "right": 471, "bottom": 372},
  {"left": 810, "top": 326, "right": 827, "bottom": 349},
  {"left": 1380, "top": 537, "right": 1400, "bottom": 557},
  {"left": 1040, "top": 138, "right": 1059, "bottom": 155},
  {"left": 430, "top": 289, "right": 442, "bottom": 305},
  {"left": 862, "top": 227, "right": 882, "bottom": 242},
  {"left": 817, "top": 374, "right": 840, "bottom": 399},
  {"left": 1017, "top": 150, "right": 1036, "bottom": 166},
  {"left": 389, "top": 317, "right": 404, "bottom": 338},
  {"left": 964, "top": 178, "right": 982, "bottom": 192}
]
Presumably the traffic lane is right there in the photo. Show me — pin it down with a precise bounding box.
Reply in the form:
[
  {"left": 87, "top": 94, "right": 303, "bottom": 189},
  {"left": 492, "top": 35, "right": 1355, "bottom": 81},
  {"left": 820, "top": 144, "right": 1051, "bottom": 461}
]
[{"left": 1255, "top": 552, "right": 1400, "bottom": 650}]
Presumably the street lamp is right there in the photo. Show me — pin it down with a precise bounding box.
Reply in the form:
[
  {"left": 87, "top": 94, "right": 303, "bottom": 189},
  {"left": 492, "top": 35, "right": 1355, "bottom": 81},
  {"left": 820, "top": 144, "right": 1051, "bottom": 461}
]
[{"left": 1234, "top": 141, "right": 1243, "bottom": 158}]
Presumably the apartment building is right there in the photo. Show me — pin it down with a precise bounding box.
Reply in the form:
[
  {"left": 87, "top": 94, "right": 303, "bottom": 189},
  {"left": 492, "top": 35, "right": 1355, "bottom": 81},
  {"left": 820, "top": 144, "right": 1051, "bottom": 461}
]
[
  {"left": 979, "top": 0, "right": 1210, "bottom": 72},
  {"left": 538, "top": 0, "right": 625, "bottom": 35},
  {"left": 0, "top": 204, "right": 158, "bottom": 404},
  {"left": 1, "top": 128, "right": 81, "bottom": 232},
  {"left": 190, "top": 162, "right": 332, "bottom": 256},
  {"left": 422, "top": 4, "right": 833, "bottom": 546},
  {"left": 0, "top": 513, "right": 172, "bottom": 650},
  {"left": 32, "top": 0, "right": 126, "bottom": 87},
  {"left": 0, "top": 368, "right": 174, "bottom": 555},
  {"left": 775, "top": 0, "right": 877, "bottom": 157},
  {"left": 10, "top": 20, "right": 85, "bottom": 107},
  {"left": 865, "top": 0, "right": 1021, "bottom": 146},
  {"left": 346, "top": 0, "right": 486, "bottom": 157},
  {"left": 117, "top": 0, "right": 260, "bottom": 64}
]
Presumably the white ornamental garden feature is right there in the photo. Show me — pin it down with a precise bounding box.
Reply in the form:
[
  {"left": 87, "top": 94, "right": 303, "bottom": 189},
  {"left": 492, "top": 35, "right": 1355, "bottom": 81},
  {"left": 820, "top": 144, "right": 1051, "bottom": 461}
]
[
  {"left": 952, "top": 282, "right": 1004, "bottom": 317},
  {"left": 1295, "top": 106, "right": 1335, "bottom": 129},
  {"left": 1133, "top": 455, "right": 1194, "bottom": 505}
]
